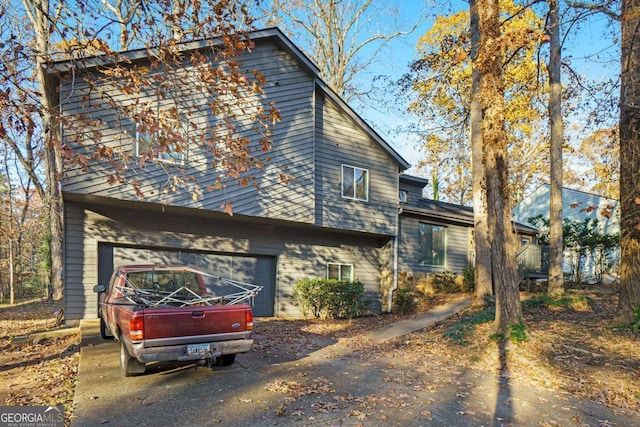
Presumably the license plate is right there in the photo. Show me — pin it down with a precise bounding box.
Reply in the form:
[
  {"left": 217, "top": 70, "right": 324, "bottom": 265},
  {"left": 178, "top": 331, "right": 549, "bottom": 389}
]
[{"left": 187, "top": 343, "right": 210, "bottom": 356}]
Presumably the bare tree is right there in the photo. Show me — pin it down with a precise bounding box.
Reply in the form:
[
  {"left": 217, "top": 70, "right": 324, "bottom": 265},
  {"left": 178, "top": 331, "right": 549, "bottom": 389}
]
[
  {"left": 0, "top": 0, "right": 281, "bottom": 302},
  {"left": 263, "top": 0, "right": 422, "bottom": 103},
  {"left": 565, "top": 0, "right": 638, "bottom": 324}
]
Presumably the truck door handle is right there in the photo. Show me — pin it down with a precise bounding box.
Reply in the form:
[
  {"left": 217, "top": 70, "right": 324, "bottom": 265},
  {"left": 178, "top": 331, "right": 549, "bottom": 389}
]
[{"left": 192, "top": 311, "right": 205, "bottom": 317}]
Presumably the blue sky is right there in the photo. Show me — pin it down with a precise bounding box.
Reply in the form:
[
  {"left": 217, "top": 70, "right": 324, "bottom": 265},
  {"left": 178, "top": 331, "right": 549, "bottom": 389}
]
[{"left": 272, "top": 0, "right": 621, "bottom": 173}]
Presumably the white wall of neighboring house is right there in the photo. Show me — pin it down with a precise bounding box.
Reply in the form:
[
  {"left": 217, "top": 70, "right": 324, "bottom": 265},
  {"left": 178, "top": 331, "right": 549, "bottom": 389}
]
[{"left": 511, "top": 184, "right": 620, "bottom": 283}]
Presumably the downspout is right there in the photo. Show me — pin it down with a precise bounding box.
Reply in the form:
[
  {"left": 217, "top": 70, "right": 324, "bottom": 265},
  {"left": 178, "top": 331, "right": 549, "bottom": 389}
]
[{"left": 388, "top": 207, "right": 402, "bottom": 312}]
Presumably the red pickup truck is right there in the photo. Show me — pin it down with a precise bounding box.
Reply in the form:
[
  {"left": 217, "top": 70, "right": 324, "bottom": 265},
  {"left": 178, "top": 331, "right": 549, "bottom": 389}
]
[{"left": 93, "top": 265, "right": 259, "bottom": 376}]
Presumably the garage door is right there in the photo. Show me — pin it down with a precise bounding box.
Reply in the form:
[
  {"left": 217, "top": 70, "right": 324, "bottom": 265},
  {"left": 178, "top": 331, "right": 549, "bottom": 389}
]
[{"left": 98, "top": 245, "right": 276, "bottom": 316}]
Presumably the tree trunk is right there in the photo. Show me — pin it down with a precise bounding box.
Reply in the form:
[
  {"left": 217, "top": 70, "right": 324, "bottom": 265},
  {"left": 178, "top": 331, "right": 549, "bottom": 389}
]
[
  {"left": 548, "top": 0, "right": 565, "bottom": 296},
  {"left": 476, "top": 0, "right": 523, "bottom": 332},
  {"left": 5, "top": 150, "right": 16, "bottom": 306},
  {"left": 30, "top": 0, "right": 64, "bottom": 302},
  {"left": 470, "top": 0, "right": 493, "bottom": 306},
  {"left": 432, "top": 170, "right": 440, "bottom": 201},
  {"left": 615, "top": 0, "right": 640, "bottom": 324}
]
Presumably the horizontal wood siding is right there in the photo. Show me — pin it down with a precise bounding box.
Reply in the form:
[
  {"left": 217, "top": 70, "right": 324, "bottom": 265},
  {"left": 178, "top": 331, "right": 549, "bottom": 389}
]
[
  {"left": 60, "top": 40, "right": 316, "bottom": 223},
  {"left": 314, "top": 91, "right": 398, "bottom": 235},
  {"left": 399, "top": 181, "right": 428, "bottom": 208},
  {"left": 64, "top": 200, "right": 390, "bottom": 321},
  {"left": 397, "top": 215, "right": 471, "bottom": 275},
  {"left": 512, "top": 185, "right": 620, "bottom": 235}
]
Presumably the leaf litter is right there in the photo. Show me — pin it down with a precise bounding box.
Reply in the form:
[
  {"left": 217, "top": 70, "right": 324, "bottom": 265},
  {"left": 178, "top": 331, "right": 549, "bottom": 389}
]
[{"left": 2, "top": 287, "right": 639, "bottom": 426}]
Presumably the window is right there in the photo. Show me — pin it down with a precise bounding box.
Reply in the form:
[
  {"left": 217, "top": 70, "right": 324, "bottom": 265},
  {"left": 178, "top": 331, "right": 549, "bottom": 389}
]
[
  {"left": 399, "top": 190, "right": 408, "bottom": 204},
  {"left": 341, "top": 165, "right": 369, "bottom": 201},
  {"left": 135, "top": 118, "right": 188, "bottom": 165},
  {"left": 418, "top": 223, "right": 446, "bottom": 266},
  {"left": 126, "top": 271, "right": 201, "bottom": 294},
  {"left": 327, "top": 263, "right": 354, "bottom": 281}
]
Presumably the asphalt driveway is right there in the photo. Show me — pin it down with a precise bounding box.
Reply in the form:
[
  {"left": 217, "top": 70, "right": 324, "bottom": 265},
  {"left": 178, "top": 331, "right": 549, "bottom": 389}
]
[{"left": 70, "top": 299, "right": 637, "bottom": 426}]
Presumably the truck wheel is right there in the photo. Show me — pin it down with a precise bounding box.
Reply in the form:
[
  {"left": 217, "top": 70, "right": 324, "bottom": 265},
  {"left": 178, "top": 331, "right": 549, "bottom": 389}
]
[
  {"left": 99, "top": 316, "right": 113, "bottom": 340},
  {"left": 120, "top": 335, "right": 146, "bottom": 377},
  {"left": 214, "top": 354, "right": 236, "bottom": 366}
]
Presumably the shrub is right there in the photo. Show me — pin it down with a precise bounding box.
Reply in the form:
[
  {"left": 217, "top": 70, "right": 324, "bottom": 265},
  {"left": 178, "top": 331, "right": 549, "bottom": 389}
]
[
  {"left": 462, "top": 265, "right": 475, "bottom": 292},
  {"left": 293, "top": 279, "right": 365, "bottom": 319},
  {"left": 432, "top": 272, "right": 464, "bottom": 293},
  {"left": 394, "top": 287, "right": 417, "bottom": 314}
]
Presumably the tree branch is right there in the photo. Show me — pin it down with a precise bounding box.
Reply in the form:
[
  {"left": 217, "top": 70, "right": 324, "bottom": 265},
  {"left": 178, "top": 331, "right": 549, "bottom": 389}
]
[{"left": 564, "top": 1, "right": 620, "bottom": 21}]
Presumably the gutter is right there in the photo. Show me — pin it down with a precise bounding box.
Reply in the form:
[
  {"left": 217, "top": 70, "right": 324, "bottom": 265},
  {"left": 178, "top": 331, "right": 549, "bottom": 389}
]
[{"left": 388, "top": 208, "right": 402, "bottom": 313}]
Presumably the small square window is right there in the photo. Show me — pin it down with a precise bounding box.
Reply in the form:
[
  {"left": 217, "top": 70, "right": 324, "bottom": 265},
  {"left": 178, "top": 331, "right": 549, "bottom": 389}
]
[
  {"left": 341, "top": 165, "right": 369, "bottom": 201},
  {"left": 134, "top": 118, "right": 188, "bottom": 165},
  {"left": 327, "top": 263, "right": 354, "bottom": 281}
]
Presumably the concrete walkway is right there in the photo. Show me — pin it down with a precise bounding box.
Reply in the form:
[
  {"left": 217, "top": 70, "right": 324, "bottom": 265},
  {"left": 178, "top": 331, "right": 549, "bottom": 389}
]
[{"left": 366, "top": 297, "right": 471, "bottom": 341}]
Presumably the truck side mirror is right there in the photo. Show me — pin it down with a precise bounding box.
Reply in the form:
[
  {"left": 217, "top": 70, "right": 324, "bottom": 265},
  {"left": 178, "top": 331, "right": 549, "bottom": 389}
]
[{"left": 93, "top": 284, "right": 106, "bottom": 293}]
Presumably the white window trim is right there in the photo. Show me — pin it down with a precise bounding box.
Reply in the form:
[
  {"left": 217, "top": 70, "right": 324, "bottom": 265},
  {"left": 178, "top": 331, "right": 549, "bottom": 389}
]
[
  {"left": 326, "top": 263, "right": 354, "bottom": 281},
  {"left": 341, "top": 164, "right": 369, "bottom": 202},
  {"left": 134, "top": 118, "right": 188, "bottom": 165},
  {"left": 399, "top": 190, "right": 409, "bottom": 204},
  {"left": 418, "top": 222, "right": 448, "bottom": 268}
]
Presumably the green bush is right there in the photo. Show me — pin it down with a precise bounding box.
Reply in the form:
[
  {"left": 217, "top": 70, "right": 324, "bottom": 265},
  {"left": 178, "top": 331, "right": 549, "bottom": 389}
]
[
  {"left": 293, "top": 279, "right": 365, "bottom": 319},
  {"left": 462, "top": 266, "right": 475, "bottom": 292},
  {"left": 394, "top": 287, "right": 416, "bottom": 314},
  {"left": 431, "top": 272, "right": 459, "bottom": 293}
]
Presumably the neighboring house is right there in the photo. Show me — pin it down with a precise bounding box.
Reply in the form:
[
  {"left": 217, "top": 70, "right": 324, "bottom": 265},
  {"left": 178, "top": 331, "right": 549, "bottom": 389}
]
[
  {"left": 511, "top": 184, "right": 620, "bottom": 281},
  {"left": 52, "top": 28, "right": 411, "bottom": 324},
  {"left": 397, "top": 175, "right": 539, "bottom": 277}
]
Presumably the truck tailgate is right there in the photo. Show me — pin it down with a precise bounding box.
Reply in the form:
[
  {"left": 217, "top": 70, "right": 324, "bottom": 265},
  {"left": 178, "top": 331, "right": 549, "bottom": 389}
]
[{"left": 141, "top": 304, "right": 249, "bottom": 342}]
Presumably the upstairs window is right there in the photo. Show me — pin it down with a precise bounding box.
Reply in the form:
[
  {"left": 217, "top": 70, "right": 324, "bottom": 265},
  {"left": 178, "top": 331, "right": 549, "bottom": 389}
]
[
  {"left": 327, "top": 263, "right": 354, "bottom": 281},
  {"left": 341, "top": 164, "right": 369, "bottom": 201},
  {"left": 418, "top": 223, "right": 446, "bottom": 267},
  {"left": 135, "top": 118, "right": 188, "bottom": 165},
  {"left": 399, "top": 190, "right": 408, "bottom": 204}
]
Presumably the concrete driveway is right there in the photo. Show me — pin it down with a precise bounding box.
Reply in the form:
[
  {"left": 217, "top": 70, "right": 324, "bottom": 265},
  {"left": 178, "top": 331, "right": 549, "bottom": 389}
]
[{"left": 70, "top": 299, "right": 637, "bottom": 426}]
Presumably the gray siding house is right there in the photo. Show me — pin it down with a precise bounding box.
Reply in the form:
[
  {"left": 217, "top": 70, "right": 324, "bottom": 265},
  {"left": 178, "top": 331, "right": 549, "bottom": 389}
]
[
  {"left": 54, "top": 28, "right": 410, "bottom": 323},
  {"left": 398, "top": 175, "right": 473, "bottom": 274},
  {"left": 398, "top": 175, "right": 539, "bottom": 278}
]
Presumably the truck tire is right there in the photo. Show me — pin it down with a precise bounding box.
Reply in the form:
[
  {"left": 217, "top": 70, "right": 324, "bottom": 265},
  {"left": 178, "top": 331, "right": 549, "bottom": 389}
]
[
  {"left": 99, "top": 316, "right": 113, "bottom": 340},
  {"left": 120, "top": 335, "right": 146, "bottom": 377},
  {"left": 214, "top": 354, "right": 236, "bottom": 366}
]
